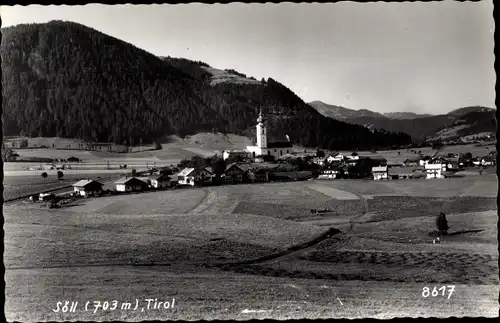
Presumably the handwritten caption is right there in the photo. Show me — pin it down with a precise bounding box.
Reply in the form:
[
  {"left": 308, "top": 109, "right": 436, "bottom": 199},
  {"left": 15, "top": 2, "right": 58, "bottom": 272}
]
[
  {"left": 53, "top": 298, "right": 175, "bottom": 314},
  {"left": 422, "top": 285, "right": 455, "bottom": 299}
]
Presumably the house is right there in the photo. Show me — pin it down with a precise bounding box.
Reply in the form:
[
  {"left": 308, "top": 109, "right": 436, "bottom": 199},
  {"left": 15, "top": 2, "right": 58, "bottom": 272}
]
[
  {"left": 325, "top": 153, "right": 344, "bottom": 163},
  {"left": 222, "top": 150, "right": 250, "bottom": 161},
  {"left": 404, "top": 158, "right": 420, "bottom": 166},
  {"left": 418, "top": 156, "right": 432, "bottom": 166},
  {"left": 425, "top": 163, "right": 445, "bottom": 179},
  {"left": 318, "top": 168, "right": 340, "bottom": 180},
  {"left": 72, "top": 179, "right": 104, "bottom": 197},
  {"left": 147, "top": 174, "right": 172, "bottom": 189},
  {"left": 67, "top": 156, "right": 80, "bottom": 163},
  {"left": 115, "top": 177, "right": 148, "bottom": 192},
  {"left": 481, "top": 156, "right": 495, "bottom": 166},
  {"left": 224, "top": 163, "right": 246, "bottom": 183},
  {"left": 372, "top": 166, "right": 388, "bottom": 180},
  {"left": 388, "top": 166, "right": 425, "bottom": 179},
  {"left": 248, "top": 167, "right": 270, "bottom": 182},
  {"left": 445, "top": 156, "right": 461, "bottom": 171},
  {"left": 246, "top": 110, "right": 293, "bottom": 159},
  {"left": 177, "top": 167, "right": 213, "bottom": 186},
  {"left": 39, "top": 193, "right": 55, "bottom": 201},
  {"left": 311, "top": 157, "right": 326, "bottom": 166}
]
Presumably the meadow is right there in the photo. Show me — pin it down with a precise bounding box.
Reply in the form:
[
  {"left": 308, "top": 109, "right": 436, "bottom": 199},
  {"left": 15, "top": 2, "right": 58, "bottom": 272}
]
[{"left": 4, "top": 174, "right": 498, "bottom": 320}]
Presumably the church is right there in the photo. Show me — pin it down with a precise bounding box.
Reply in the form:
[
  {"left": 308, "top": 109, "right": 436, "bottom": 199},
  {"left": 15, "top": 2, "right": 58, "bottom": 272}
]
[{"left": 246, "top": 110, "right": 293, "bottom": 159}]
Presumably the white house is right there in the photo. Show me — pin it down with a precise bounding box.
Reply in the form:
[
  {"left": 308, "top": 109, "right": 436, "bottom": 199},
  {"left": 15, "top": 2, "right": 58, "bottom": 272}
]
[
  {"left": 177, "top": 167, "right": 213, "bottom": 186},
  {"left": 311, "top": 157, "right": 326, "bottom": 166},
  {"left": 318, "top": 169, "right": 340, "bottom": 180},
  {"left": 425, "top": 163, "right": 445, "bottom": 179},
  {"left": 115, "top": 177, "right": 148, "bottom": 192},
  {"left": 72, "top": 179, "right": 103, "bottom": 197},
  {"left": 246, "top": 109, "right": 293, "bottom": 159},
  {"left": 147, "top": 174, "right": 172, "bottom": 189},
  {"left": 326, "top": 153, "right": 344, "bottom": 163},
  {"left": 372, "top": 166, "right": 388, "bottom": 180}
]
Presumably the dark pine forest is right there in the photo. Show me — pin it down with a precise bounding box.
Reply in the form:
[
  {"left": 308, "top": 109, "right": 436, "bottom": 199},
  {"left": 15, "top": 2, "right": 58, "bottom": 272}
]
[{"left": 1, "top": 20, "right": 412, "bottom": 150}]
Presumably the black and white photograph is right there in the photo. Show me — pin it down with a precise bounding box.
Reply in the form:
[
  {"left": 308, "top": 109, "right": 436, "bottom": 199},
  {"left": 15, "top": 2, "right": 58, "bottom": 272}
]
[{"left": 1, "top": 1, "right": 497, "bottom": 320}]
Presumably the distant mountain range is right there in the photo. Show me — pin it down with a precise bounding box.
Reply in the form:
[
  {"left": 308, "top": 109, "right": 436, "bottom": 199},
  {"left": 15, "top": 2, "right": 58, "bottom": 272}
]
[
  {"left": 0, "top": 20, "right": 411, "bottom": 150},
  {"left": 308, "top": 101, "right": 496, "bottom": 141}
]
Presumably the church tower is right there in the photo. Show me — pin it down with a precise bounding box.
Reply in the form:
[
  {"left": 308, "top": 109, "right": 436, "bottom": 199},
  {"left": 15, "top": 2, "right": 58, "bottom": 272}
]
[{"left": 256, "top": 109, "right": 267, "bottom": 149}]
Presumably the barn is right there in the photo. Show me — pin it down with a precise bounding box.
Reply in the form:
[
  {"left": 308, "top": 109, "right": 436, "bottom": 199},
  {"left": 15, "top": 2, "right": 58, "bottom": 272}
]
[
  {"left": 115, "top": 177, "right": 148, "bottom": 192},
  {"left": 72, "top": 179, "right": 104, "bottom": 197}
]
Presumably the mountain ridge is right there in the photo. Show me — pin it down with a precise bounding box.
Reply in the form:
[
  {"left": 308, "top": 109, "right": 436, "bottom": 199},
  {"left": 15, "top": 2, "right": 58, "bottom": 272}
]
[
  {"left": 1, "top": 20, "right": 412, "bottom": 150},
  {"left": 308, "top": 100, "right": 495, "bottom": 141}
]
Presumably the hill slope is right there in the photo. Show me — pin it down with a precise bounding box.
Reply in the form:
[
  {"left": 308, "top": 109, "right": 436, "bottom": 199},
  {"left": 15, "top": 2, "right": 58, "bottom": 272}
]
[
  {"left": 383, "top": 112, "right": 434, "bottom": 119},
  {"left": 308, "top": 101, "right": 386, "bottom": 121},
  {"left": 1, "top": 21, "right": 412, "bottom": 150},
  {"left": 309, "top": 100, "right": 495, "bottom": 141}
]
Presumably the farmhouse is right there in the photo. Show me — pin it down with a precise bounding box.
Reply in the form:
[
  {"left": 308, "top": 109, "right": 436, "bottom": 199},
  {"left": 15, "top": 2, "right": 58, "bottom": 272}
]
[
  {"left": 418, "top": 156, "right": 432, "bottom": 166},
  {"left": 246, "top": 109, "right": 293, "bottom": 159},
  {"left": 67, "top": 156, "right": 80, "bottom": 163},
  {"left": 147, "top": 174, "right": 172, "bottom": 189},
  {"left": 388, "top": 166, "right": 425, "bottom": 179},
  {"left": 177, "top": 167, "right": 213, "bottom": 186},
  {"left": 425, "top": 163, "right": 445, "bottom": 179},
  {"left": 115, "top": 177, "right": 148, "bottom": 192},
  {"left": 372, "top": 166, "right": 388, "bottom": 180},
  {"left": 72, "top": 179, "right": 104, "bottom": 197},
  {"left": 318, "top": 168, "right": 340, "bottom": 180},
  {"left": 481, "top": 156, "right": 495, "bottom": 166},
  {"left": 224, "top": 163, "right": 246, "bottom": 183}
]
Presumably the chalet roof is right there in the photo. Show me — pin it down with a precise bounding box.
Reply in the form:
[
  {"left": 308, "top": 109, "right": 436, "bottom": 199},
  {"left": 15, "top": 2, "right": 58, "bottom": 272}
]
[
  {"left": 226, "top": 163, "right": 254, "bottom": 172},
  {"left": 114, "top": 177, "right": 147, "bottom": 185},
  {"left": 72, "top": 179, "right": 103, "bottom": 188},
  {"left": 178, "top": 167, "right": 195, "bottom": 177},
  {"left": 372, "top": 166, "right": 388, "bottom": 172},
  {"left": 204, "top": 166, "right": 214, "bottom": 173}
]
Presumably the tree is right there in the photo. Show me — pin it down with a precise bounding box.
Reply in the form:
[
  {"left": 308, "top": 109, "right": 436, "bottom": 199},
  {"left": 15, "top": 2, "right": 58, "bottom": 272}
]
[
  {"left": 351, "top": 152, "right": 358, "bottom": 157},
  {"left": 41, "top": 172, "right": 48, "bottom": 180},
  {"left": 57, "top": 171, "right": 64, "bottom": 180},
  {"left": 154, "top": 141, "right": 162, "bottom": 150},
  {"left": 19, "top": 139, "right": 28, "bottom": 148},
  {"left": 436, "top": 212, "right": 449, "bottom": 235},
  {"left": 316, "top": 149, "right": 325, "bottom": 158},
  {"left": 1, "top": 147, "right": 14, "bottom": 161}
]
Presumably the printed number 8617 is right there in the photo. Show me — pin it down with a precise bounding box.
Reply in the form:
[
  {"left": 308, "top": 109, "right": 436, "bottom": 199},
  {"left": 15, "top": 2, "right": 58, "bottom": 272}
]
[{"left": 422, "top": 285, "right": 455, "bottom": 299}]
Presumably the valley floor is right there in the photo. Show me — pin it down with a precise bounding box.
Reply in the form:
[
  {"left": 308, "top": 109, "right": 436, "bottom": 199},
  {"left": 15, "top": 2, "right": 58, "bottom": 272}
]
[{"left": 4, "top": 176, "right": 498, "bottom": 320}]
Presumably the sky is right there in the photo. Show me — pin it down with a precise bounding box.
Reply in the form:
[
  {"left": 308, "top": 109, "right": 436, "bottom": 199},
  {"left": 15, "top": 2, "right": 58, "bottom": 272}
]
[{"left": 0, "top": 2, "right": 495, "bottom": 115}]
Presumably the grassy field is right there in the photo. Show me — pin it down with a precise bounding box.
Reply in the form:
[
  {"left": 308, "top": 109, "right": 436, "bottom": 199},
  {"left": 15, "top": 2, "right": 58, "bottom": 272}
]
[
  {"left": 4, "top": 166, "right": 498, "bottom": 319},
  {"left": 3, "top": 172, "right": 125, "bottom": 201}
]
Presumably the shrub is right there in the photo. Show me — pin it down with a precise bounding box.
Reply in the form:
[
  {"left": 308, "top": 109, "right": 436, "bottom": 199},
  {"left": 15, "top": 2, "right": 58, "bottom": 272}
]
[
  {"left": 41, "top": 172, "right": 48, "bottom": 179},
  {"left": 436, "top": 212, "right": 449, "bottom": 235},
  {"left": 57, "top": 171, "right": 64, "bottom": 179}
]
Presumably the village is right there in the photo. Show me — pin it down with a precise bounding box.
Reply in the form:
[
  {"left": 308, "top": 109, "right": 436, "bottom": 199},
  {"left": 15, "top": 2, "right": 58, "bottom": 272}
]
[{"left": 29, "top": 110, "right": 497, "bottom": 205}]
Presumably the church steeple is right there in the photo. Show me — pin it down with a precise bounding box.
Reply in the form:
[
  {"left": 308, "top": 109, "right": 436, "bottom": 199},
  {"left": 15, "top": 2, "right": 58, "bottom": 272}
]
[
  {"left": 257, "top": 108, "right": 263, "bottom": 124},
  {"left": 256, "top": 108, "right": 267, "bottom": 149}
]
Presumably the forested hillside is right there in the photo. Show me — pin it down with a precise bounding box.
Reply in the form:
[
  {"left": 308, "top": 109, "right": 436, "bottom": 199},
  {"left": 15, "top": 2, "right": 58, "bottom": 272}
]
[{"left": 1, "top": 20, "right": 412, "bottom": 150}]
